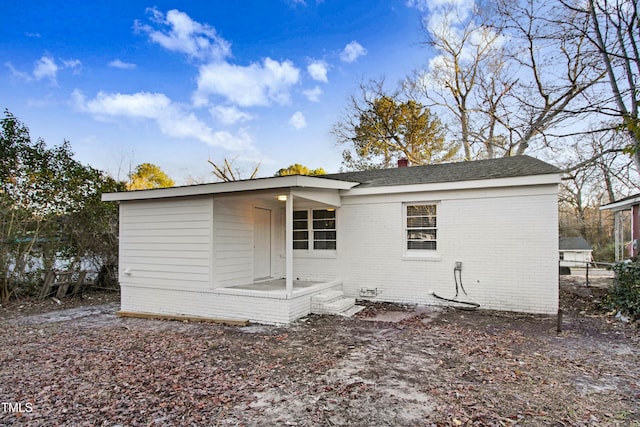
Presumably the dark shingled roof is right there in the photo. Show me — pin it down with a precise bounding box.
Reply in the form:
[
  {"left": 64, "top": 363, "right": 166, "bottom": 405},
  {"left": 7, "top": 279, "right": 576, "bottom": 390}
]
[
  {"left": 324, "top": 155, "right": 560, "bottom": 188},
  {"left": 559, "top": 237, "right": 592, "bottom": 251}
]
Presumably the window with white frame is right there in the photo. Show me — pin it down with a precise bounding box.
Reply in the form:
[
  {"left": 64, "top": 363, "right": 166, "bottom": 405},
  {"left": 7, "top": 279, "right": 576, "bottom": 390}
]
[
  {"left": 293, "top": 210, "right": 309, "bottom": 249},
  {"left": 293, "top": 209, "right": 336, "bottom": 250},
  {"left": 405, "top": 204, "right": 437, "bottom": 251}
]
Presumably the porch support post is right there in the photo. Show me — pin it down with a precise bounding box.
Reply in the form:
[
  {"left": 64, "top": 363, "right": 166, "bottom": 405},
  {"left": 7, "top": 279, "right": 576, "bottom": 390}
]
[
  {"left": 614, "top": 210, "right": 624, "bottom": 261},
  {"left": 285, "top": 191, "right": 293, "bottom": 298},
  {"left": 633, "top": 205, "right": 640, "bottom": 258}
]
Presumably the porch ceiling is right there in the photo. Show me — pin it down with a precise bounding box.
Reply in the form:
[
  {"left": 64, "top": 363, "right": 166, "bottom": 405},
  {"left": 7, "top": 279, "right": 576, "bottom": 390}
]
[{"left": 291, "top": 188, "right": 341, "bottom": 207}]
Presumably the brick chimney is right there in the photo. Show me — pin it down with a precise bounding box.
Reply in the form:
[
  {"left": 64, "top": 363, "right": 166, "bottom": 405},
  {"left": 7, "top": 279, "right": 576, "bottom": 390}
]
[{"left": 397, "top": 158, "right": 409, "bottom": 168}]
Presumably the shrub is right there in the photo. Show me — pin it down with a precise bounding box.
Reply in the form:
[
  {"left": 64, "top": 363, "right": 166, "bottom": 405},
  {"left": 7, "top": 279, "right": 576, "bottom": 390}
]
[
  {"left": 593, "top": 242, "right": 615, "bottom": 263},
  {"left": 607, "top": 260, "right": 640, "bottom": 321}
]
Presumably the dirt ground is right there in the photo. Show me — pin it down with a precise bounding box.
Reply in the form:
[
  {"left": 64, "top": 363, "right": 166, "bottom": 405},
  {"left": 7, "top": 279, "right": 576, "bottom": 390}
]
[{"left": 0, "top": 276, "right": 638, "bottom": 426}]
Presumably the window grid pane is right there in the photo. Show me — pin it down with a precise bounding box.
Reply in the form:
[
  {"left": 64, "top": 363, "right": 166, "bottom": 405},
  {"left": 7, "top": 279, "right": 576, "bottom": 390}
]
[
  {"left": 313, "top": 231, "right": 336, "bottom": 240},
  {"left": 293, "top": 210, "right": 309, "bottom": 250},
  {"left": 312, "top": 209, "right": 336, "bottom": 250},
  {"left": 293, "top": 241, "right": 309, "bottom": 250},
  {"left": 314, "top": 240, "right": 337, "bottom": 250},
  {"left": 293, "top": 211, "right": 308, "bottom": 220},
  {"left": 292, "top": 209, "right": 336, "bottom": 250},
  {"left": 293, "top": 231, "right": 308, "bottom": 240},
  {"left": 313, "top": 219, "right": 335, "bottom": 229},
  {"left": 406, "top": 204, "right": 437, "bottom": 251},
  {"left": 313, "top": 210, "right": 335, "bottom": 219}
]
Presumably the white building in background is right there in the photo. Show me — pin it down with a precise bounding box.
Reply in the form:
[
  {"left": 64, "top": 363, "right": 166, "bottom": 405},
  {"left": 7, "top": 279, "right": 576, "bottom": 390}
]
[{"left": 559, "top": 237, "right": 593, "bottom": 268}]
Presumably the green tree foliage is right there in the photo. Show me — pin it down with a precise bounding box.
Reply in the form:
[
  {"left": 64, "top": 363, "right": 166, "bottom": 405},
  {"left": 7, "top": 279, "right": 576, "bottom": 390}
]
[
  {"left": 1, "top": 109, "right": 122, "bottom": 301},
  {"left": 334, "top": 91, "right": 458, "bottom": 170},
  {"left": 274, "top": 164, "right": 326, "bottom": 176},
  {"left": 127, "top": 163, "right": 175, "bottom": 190},
  {"left": 608, "top": 260, "right": 640, "bottom": 321}
]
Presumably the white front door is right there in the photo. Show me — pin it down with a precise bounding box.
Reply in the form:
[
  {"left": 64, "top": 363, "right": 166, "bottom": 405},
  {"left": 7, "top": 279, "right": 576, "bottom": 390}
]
[{"left": 253, "top": 207, "right": 271, "bottom": 280}]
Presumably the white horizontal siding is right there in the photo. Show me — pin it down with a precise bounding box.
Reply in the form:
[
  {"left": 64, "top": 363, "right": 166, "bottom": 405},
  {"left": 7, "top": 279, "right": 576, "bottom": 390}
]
[
  {"left": 122, "top": 235, "right": 211, "bottom": 244},
  {"left": 213, "top": 198, "right": 255, "bottom": 287},
  {"left": 121, "top": 227, "right": 206, "bottom": 237},
  {"left": 124, "top": 263, "right": 210, "bottom": 275},
  {"left": 119, "top": 197, "right": 213, "bottom": 290},
  {"left": 123, "top": 256, "right": 209, "bottom": 267},
  {"left": 123, "top": 213, "right": 210, "bottom": 223},
  {"left": 121, "top": 221, "right": 207, "bottom": 230},
  {"left": 122, "top": 204, "right": 212, "bottom": 216},
  {"left": 211, "top": 196, "right": 285, "bottom": 287},
  {"left": 121, "top": 249, "right": 209, "bottom": 260}
]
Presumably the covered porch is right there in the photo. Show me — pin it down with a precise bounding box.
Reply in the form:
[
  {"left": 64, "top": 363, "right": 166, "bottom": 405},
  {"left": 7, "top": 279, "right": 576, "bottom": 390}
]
[
  {"left": 206, "top": 177, "right": 360, "bottom": 323},
  {"left": 230, "top": 185, "right": 348, "bottom": 298},
  {"left": 600, "top": 194, "right": 640, "bottom": 261},
  {"left": 207, "top": 184, "right": 356, "bottom": 323}
]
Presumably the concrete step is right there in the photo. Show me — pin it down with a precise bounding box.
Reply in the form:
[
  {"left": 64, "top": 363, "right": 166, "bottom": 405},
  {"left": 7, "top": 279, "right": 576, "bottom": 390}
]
[
  {"left": 311, "top": 290, "right": 345, "bottom": 314},
  {"left": 311, "top": 290, "right": 344, "bottom": 304},
  {"left": 339, "top": 305, "right": 366, "bottom": 317},
  {"left": 312, "top": 296, "right": 356, "bottom": 315},
  {"left": 325, "top": 297, "right": 355, "bottom": 313}
]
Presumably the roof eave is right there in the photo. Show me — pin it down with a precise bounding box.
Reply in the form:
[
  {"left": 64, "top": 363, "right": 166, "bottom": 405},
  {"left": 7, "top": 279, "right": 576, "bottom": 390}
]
[
  {"left": 599, "top": 195, "right": 640, "bottom": 211},
  {"left": 340, "top": 173, "right": 561, "bottom": 197},
  {"left": 102, "top": 175, "right": 360, "bottom": 202}
]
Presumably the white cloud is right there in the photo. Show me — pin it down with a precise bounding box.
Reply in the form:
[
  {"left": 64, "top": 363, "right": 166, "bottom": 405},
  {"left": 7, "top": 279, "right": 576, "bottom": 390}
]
[
  {"left": 289, "top": 111, "right": 307, "bottom": 129},
  {"left": 406, "top": 0, "right": 472, "bottom": 12},
  {"left": 405, "top": 0, "right": 430, "bottom": 11},
  {"left": 8, "top": 55, "right": 81, "bottom": 84},
  {"left": 62, "top": 59, "right": 81, "bottom": 69},
  {"left": 303, "top": 86, "right": 323, "bottom": 102},
  {"left": 194, "top": 58, "right": 300, "bottom": 107},
  {"left": 62, "top": 59, "right": 82, "bottom": 75},
  {"left": 134, "top": 8, "right": 303, "bottom": 113},
  {"left": 33, "top": 56, "right": 59, "bottom": 83},
  {"left": 109, "top": 59, "right": 137, "bottom": 69},
  {"left": 5, "top": 62, "right": 31, "bottom": 81},
  {"left": 307, "top": 59, "right": 329, "bottom": 82},
  {"left": 72, "top": 90, "right": 170, "bottom": 119},
  {"left": 210, "top": 105, "right": 253, "bottom": 125},
  {"left": 340, "top": 41, "right": 367, "bottom": 63},
  {"left": 207, "top": 128, "right": 254, "bottom": 151},
  {"left": 287, "top": 0, "right": 325, "bottom": 5},
  {"left": 72, "top": 89, "right": 254, "bottom": 151},
  {"left": 415, "top": 0, "right": 475, "bottom": 31},
  {"left": 135, "top": 8, "right": 231, "bottom": 61}
]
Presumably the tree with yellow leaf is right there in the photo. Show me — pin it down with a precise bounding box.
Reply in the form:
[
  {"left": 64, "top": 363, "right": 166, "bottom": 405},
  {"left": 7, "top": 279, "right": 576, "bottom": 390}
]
[
  {"left": 127, "top": 163, "right": 175, "bottom": 190},
  {"left": 275, "top": 164, "right": 326, "bottom": 176}
]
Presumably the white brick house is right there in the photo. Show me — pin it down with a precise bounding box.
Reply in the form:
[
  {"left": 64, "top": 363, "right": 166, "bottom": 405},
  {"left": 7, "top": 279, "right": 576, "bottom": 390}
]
[{"left": 103, "top": 156, "right": 561, "bottom": 324}]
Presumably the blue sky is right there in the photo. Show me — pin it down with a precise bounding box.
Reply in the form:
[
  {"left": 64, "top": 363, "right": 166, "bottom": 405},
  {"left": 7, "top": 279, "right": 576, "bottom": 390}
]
[{"left": 2, "top": 0, "right": 434, "bottom": 183}]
